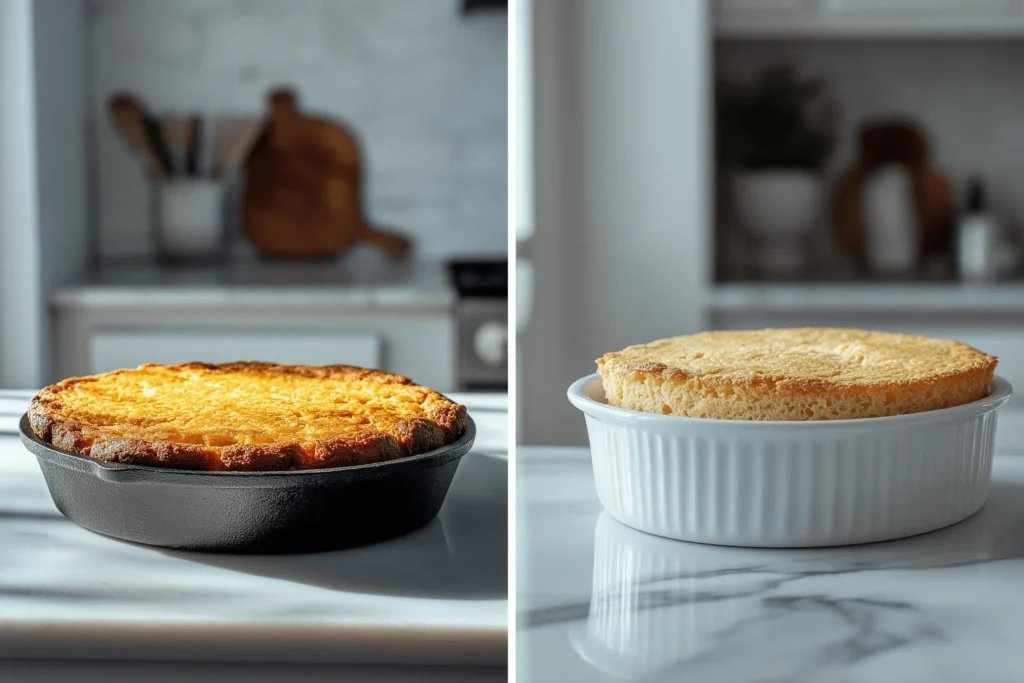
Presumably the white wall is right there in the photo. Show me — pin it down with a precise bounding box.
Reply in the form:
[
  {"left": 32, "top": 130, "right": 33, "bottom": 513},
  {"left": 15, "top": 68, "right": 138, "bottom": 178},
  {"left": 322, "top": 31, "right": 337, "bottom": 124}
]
[
  {"left": 88, "top": 0, "right": 507, "bottom": 260},
  {"left": 0, "top": 0, "right": 42, "bottom": 389},
  {"left": 34, "top": 0, "right": 90, "bottom": 378},
  {"left": 519, "top": 0, "right": 712, "bottom": 445},
  {"left": 0, "top": 0, "right": 88, "bottom": 389},
  {"left": 517, "top": 0, "right": 584, "bottom": 446}
]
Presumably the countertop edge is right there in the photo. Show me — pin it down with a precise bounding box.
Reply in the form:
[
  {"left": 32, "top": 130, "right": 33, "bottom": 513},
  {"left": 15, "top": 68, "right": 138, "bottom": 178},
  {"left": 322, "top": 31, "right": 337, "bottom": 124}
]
[
  {"left": 50, "top": 287, "right": 455, "bottom": 312},
  {"left": 0, "top": 620, "right": 507, "bottom": 666}
]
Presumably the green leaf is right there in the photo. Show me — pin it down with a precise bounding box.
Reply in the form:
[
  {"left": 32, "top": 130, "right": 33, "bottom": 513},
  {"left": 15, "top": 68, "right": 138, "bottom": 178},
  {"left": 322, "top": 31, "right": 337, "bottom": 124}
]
[{"left": 715, "top": 64, "right": 837, "bottom": 171}]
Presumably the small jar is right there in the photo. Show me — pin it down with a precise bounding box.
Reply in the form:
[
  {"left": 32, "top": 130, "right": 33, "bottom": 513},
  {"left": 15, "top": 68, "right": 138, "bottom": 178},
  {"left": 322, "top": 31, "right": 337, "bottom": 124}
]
[{"left": 154, "top": 180, "right": 226, "bottom": 264}]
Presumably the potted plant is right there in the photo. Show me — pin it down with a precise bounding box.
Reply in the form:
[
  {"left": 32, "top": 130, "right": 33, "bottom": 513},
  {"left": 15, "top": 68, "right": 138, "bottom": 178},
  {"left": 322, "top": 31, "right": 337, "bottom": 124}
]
[{"left": 717, "top": 65, "right": 837, "bottom": 273}]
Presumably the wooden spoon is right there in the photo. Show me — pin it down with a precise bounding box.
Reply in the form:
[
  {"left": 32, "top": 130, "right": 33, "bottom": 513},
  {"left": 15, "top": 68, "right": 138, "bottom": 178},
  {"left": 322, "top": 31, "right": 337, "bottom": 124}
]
[
  {"left": 210, "top": 117, "right": 264, "bottom": 179},
  {"left": 108, "top": 94, "right": 174, "bottom": 180}
]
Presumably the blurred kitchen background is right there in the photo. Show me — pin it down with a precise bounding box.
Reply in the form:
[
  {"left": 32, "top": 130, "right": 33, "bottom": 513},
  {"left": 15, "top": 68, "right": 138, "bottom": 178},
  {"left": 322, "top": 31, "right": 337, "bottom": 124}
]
[
  {"left": 517, "top": 0, "right": 1024, "bottom": 452},
  {"left": 0, "top": 0, "right": 507, "bottom": 395}
]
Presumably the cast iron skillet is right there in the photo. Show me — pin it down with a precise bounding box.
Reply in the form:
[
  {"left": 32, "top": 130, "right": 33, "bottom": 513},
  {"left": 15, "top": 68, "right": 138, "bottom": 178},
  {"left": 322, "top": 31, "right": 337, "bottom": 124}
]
[{"left": 19, "top": 414, "right": 476, "bottom": 554}]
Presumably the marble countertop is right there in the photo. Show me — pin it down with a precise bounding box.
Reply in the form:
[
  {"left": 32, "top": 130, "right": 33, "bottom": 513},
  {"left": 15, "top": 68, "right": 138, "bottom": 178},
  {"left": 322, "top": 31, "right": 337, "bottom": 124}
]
[
  {"left": 50, "top": 257, "right": 456, "bottom": 310},
  {"left": 0, "top": 393, "right": 506, "bottom": 667},
  {"left": 518, "top": 447, "right": 1024, "bottom": 683}
]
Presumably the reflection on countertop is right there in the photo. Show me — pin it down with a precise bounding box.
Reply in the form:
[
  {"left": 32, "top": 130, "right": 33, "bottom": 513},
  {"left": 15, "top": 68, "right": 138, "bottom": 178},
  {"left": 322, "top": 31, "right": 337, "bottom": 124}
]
[{"left": 518, "top": 447, "right": 1024, "bottom": 683}]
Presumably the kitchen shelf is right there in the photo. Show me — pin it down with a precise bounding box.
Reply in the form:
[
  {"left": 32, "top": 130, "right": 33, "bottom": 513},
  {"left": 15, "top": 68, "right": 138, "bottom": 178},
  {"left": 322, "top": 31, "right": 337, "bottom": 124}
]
[
  {"left": 715, "top": 0, "right": 1024, "bottom": 39},
  {"left": 717, "top": 21, "right": 1024, "bottom": 39},
  {"left": 51, "top": 258, "right": 455, "bottom": 311},
  {"left": 708, "top": 281, "right": 1024, "bottom": 314}
]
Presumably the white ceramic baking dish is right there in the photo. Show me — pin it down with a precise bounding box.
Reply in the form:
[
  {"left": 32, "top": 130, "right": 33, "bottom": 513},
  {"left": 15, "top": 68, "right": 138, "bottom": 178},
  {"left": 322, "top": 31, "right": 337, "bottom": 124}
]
[{"left": 568, "top": 373, "right": 1013, "bottom": 547}]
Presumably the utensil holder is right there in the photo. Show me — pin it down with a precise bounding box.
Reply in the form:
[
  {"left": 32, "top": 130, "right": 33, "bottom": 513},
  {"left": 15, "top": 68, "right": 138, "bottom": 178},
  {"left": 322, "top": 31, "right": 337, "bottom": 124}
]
[{"left": 154, "top": 180, "right": 226, "bottom": 263}]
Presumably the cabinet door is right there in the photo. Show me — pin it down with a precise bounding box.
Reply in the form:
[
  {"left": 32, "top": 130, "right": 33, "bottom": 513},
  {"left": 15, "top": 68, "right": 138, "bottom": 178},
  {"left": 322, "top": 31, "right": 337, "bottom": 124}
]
[{"left": 90, "top": 331, "right": 380, "bottom": 374}]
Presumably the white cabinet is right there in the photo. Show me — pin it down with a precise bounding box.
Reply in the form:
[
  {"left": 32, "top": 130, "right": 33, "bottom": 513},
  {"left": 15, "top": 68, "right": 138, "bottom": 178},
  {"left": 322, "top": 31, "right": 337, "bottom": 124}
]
[
  {"left": 52, "top": 295, "right": 457, "bottom": 393},
  {"left": 715, "top": 0, "right": 1024, "bottom": 37},
  {"left": 89, "top": 332, "right": 381, "bottom": 374},
  {"left": 49, "top": 260, "right": 459, "bottom": 392}
]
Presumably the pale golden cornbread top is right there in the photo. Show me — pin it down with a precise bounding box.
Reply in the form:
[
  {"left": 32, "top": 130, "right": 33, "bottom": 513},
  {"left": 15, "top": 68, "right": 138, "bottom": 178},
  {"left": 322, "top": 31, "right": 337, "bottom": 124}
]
[
  {"left": 597, "top": 328, "right": 997, "bottom": 420},
  {"left": 599, "top": 328, "right": 994, "bottom": 387}
]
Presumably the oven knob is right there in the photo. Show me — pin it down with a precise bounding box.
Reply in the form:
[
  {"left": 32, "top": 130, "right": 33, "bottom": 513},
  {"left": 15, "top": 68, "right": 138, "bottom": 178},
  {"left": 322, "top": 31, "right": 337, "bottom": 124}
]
[{"left": 473, "top": 321, "right": 507, "bottom": 367}]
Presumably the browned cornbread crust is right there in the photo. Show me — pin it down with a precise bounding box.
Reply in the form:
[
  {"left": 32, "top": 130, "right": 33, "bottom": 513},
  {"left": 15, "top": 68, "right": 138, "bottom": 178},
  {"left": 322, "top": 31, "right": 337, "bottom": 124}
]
[
  {"left": 28, "top": 362, "right": 467, "bottom": 471},
  {"left": 597, "top": 328, "right": 997, "bottom": 421}
]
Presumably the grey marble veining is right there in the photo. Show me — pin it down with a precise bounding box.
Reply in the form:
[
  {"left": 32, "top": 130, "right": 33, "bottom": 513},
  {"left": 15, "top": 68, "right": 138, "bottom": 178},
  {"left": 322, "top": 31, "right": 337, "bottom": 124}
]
[{"left": 518, "top": 447, "right": 1024, "bottom": 683}]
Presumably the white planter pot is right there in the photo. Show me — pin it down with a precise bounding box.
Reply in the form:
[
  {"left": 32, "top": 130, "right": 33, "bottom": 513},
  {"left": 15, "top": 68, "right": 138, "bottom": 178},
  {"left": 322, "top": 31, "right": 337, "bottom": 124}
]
[{"left": 732, "top": 170, "right": 825, "bottom": 274}]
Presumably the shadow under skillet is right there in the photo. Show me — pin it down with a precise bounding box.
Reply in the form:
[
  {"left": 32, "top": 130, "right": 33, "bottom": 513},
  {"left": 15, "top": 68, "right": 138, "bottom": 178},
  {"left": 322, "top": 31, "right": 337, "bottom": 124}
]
[{"left": 158, "top": 451, "right": 508, "bottom": 601}]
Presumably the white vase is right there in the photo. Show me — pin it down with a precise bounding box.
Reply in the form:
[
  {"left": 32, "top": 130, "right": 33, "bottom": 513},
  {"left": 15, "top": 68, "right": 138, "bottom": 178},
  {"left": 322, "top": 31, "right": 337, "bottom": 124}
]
[
  {"left": 732, "top": 170, "right": 825, "bottom": 275},
  {"left": 863, "top": 164, "right": 918, "bottom": 275}
]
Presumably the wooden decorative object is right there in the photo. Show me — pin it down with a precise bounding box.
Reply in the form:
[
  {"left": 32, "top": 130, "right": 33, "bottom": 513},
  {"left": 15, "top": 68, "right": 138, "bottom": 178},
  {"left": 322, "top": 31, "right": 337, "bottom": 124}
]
[
  {"left": 243, "top": 89, "right": 411, "bottom": 259},
  {"left": 834, "top": 120, "right": 952, "bottom": 262}
]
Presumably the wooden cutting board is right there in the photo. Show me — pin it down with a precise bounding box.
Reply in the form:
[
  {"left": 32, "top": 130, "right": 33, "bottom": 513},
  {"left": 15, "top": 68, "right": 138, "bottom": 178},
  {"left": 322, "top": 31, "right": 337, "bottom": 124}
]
[
  {"left": 243, "top": 89, "right": 411, "bottom": 259},
  {"left": 834, "top": 120, "right": 952, "bottom": 262}
]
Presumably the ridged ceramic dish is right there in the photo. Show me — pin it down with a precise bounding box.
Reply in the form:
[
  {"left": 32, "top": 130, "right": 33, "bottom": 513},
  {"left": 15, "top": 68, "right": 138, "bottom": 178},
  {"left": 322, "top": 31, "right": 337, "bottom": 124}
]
[{"left": 568, "top": 373, "right": 1013, "bottom": 547}]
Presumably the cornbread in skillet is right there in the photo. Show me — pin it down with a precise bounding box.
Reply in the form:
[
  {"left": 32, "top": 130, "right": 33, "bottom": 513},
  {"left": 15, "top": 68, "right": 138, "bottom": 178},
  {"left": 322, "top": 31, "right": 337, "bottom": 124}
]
[
  {"left": 28, "top": 362, "right": 467, "bottom": 471},
  {"left": 598, "top": 328, "right": 997, "bottom": 421}
]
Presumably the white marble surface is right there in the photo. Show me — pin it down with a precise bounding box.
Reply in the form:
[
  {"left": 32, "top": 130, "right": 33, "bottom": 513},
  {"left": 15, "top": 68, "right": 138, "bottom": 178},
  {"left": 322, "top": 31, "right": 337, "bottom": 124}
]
[
  {"left": 51, "top": 257, "right": 455, "bottom": 310},
  {"left": 518, "top": 447, "right": 1024, "bottom": 683},
  {"left": 0, "top": 394, "right": 506, "bottom": 667}
]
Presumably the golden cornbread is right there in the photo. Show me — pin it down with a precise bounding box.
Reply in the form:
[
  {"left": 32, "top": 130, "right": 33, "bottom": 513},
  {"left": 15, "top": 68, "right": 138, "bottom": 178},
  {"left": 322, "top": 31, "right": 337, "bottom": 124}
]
[
  {"left": 597, "top": 328, "right": 997, "bottom": 421},
  {"left": 28, "top": 362, "right": 467, "bottom": 471}
]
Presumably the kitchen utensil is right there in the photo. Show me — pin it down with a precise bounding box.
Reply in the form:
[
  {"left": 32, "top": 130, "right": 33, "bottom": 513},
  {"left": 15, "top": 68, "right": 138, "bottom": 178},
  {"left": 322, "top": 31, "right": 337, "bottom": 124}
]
[
  {"left": 210, "top": 117, "right": 264, "bottom": 179},
  {"left": 19, "top": 414, "right": 476, "bottom": 553},
  {"left": 568, "top": 373, "right": 1011, "bottom": 548},
  {"left": 158, "top": 115, "right": 191, "bottom": 177},
  {"left": 834, "top": 120, "right": 953, "bottom": 269},
  {"left": 185, "top": 116, "right": 201, "bottom": 177},
  {"left": 155, "top": 180, "right": 225, "bottom": 262},
  {"left": 108, "top": 94, "right": 174, "bottom": 180},
  {"left": 243, "top": 88, "right": 412, "bottom": 259}
]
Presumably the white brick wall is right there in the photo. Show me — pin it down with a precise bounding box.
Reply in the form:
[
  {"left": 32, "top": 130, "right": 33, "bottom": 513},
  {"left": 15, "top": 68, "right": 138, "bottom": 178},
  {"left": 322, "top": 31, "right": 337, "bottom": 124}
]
[{"left": 88, "top": 0, "right": 506, "bottom": 259}]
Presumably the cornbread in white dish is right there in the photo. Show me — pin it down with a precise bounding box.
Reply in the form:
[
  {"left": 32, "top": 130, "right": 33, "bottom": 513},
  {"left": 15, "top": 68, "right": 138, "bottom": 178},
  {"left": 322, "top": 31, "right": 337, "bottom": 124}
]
[
  {"left": 598, "top": 328, "right": 996, "bottom": 421},
  {"left": 568, "top": 372, "right": 1012, "bottom": 547},
  {"left": 571, "top": 328, "right": 1011, "bottom": 547}
]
